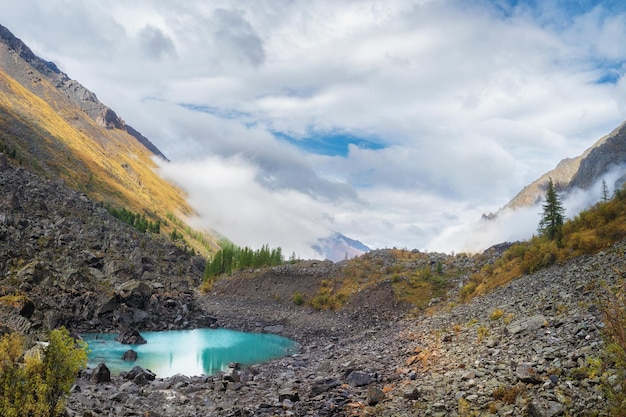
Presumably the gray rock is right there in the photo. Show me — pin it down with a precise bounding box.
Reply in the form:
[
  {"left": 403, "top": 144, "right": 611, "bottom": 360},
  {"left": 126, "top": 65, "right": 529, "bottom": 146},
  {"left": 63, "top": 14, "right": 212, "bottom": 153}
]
[
  {"left": 121, "top": 349, "right": 137, "bottom": 361},
  {"left": 126, "top": 366, "right": 155, "bottom": 385},
  {"left": 223, "top": 367, "right": 240, "bottom": 383},
  {"left": 506, "top": 315, "right": 547, "bottom": 335},
  {"left": 527, "top": 399, "right": 564, "bottom": 417},
  {"left": 115, "top": 328, "right": 147, "bottom": 345},
  {"left": 516, "top": 363, "right": 542, "bottom": 384},
  {"left": 264, "top": 324, "right": 285, "bottom": 333},
  {"left": 366, "top": 386, "right": 385, "bottom": 405},
  {"left": 310, "top": 378, "right": 340, "bottom": 396},
  {"left": 278, "top": 387, "right": 300, "bottom": 402},
  {"left": 346, "top": 370, "right": 373, "bottom": 387},
  {"left": 403, "top": 384, "right": 420, "bottom": 400}
]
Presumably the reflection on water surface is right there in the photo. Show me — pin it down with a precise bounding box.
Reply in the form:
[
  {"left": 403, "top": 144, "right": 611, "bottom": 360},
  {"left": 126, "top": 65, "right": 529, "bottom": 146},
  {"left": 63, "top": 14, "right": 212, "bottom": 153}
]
[{"left": 83, "top": 328, "right": 297, "bottom": 377}]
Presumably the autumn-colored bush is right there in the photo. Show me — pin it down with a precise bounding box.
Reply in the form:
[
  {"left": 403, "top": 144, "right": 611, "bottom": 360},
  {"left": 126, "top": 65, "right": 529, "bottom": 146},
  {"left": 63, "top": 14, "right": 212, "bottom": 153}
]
[
  {"left": 597, "top": 274, "right": 626, "bottom": 415},
  {"left": 0, "top": 327, "right": 87, "bottom": 417}
]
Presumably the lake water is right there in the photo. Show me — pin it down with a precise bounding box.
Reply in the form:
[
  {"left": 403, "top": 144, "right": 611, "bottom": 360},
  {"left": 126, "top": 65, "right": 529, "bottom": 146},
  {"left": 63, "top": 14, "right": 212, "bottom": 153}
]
[{"left": 82, "top": 328, "right": 297, "bottom": 377}]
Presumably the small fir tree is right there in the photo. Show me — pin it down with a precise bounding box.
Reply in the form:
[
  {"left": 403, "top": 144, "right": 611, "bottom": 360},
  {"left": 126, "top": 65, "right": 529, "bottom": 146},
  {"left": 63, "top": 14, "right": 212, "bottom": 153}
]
[
  {"left": 601, "top": 178, "right": 610, "bottom": 202},
  {"left": 538, "top": 178, "right": 566, "bottom": 244}
]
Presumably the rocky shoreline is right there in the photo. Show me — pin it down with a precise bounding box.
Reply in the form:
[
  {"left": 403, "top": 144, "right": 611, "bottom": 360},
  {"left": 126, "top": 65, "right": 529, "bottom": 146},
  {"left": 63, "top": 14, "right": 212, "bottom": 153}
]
[
  {"left": 1, "top": 157, "right": 622, "bottom": 416},
  {"left": 66, "top": 243, "right": 623, "bottom": 416}
]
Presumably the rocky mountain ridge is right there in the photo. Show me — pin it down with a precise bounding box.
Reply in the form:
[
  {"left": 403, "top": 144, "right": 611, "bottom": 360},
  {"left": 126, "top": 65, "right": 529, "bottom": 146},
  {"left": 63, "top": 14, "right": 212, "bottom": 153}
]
[
  {"left": 0, "top": 23, "right": 221, "bottom": 255},
  {"left": 504, "top": 120, "right": 626, "bottom": 211},
  {"left": 0, "top": 24, "right": 167, "bottom": 160}
]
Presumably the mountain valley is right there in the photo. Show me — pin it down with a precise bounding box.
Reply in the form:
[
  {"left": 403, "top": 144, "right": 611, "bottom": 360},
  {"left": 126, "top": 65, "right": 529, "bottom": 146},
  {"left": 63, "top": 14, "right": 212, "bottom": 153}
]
[{"left": 0, "top": 21, "right": 625, "bottom": 417}]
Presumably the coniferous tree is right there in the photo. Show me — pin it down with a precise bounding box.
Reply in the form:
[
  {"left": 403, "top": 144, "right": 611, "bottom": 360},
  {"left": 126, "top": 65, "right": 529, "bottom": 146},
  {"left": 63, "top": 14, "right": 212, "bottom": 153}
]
[
  {"left": 538, "top": 178, "right": 565, "bottom": 244},
  {"left": 601, "top": 178, "right": 610, "bottom": 202}
]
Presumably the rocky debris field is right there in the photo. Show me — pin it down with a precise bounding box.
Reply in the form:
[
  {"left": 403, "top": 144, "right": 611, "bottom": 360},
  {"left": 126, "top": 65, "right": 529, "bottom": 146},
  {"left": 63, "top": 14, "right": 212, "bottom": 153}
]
[
  {"left": 66, "top": 243, "right": 625, "bottom": 416},
  {"left": 0, "top": 156, "right": 212, "bottom": 337},
  {"left": 0, "top": 156, "right": 623, "bottom": 416}
]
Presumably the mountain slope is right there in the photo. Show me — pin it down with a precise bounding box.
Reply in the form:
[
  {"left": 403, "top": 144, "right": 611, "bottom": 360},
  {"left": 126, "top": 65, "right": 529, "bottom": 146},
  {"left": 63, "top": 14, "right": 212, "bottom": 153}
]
[
  {"left": 0, "top": 24, "right": 219, "bottom": 254},
  {"left": 0, "top": 24, "right": 167, "bottom": 160},
  {"left": 504, "top": 120, "right": 626, "bottom": 210}
]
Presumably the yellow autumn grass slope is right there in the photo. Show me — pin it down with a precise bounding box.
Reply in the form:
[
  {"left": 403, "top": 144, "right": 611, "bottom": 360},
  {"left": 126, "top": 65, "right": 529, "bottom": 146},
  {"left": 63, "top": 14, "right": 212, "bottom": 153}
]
[{"left": 0, "top": 68, "right": 219, "bottom": 255}]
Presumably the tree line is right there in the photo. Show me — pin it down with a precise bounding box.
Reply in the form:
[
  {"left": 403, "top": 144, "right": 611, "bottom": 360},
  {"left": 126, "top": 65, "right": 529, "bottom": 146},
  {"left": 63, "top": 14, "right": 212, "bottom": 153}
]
[
  {"left": 204, "top": 242, "right": 283, "bottom": 279},
  {"left": 105, "top": 205, "right": 161, "bottom": 234}
]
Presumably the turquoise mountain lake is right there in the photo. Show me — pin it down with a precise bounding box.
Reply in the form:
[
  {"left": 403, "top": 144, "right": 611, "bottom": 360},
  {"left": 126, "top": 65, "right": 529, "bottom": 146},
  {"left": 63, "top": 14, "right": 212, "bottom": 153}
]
[{"left": 82, "top": 329, "right": 297, "bottom": 377}]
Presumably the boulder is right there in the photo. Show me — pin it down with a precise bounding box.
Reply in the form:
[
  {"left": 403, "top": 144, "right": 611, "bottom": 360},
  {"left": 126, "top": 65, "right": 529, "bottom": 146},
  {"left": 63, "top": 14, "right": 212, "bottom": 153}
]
[
  {"left": 115, "top": 328, "right": 147, "bottom": 345},
  {"left": 310, "top": 378, "right": 340, "bottom": 397},
  {"left": 126, "top": 366, "right": 156, "bottom": 386},
  {"left": 505, "top": 315, "right": 547, "bottom": 335},
  {"left": 223, "top": 367, "right": 240, "bottom": 383},
  {"left": 278, "top": 387, "right": 300, "bottom": 402},
  {"left": 527, "top": 399, "right": 564, "bottom": 417},
  {"left": 122, "top": 349, "right": 138, "bottom": 361},
  {"left": 0, "top": 294, "right": 35, "bottom": 318},
  {"left": 403, "top": 384, "right": 420, "bottom": 400},
  {"left": 117, "top": 280, "right": 152, "bottom": 309},
  {"left": 346, "top": 370, "right": 373, "bottom": 387},
  {"left": 516, "top": 363, "right": 542, "bottom": 384},
  {"left": 96, "top": 295, "right": 119, "bottom": 317},
  {"left": 91, "top": 363, "right": 111, "bottom": 383},
  {"left": 366, "top": 386, "right": 386, "bottom": 406}
]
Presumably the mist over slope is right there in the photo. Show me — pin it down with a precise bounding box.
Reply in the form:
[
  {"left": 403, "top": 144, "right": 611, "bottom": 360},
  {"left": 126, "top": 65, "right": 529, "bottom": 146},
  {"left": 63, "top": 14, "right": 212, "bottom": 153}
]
[
  {"left": 431, "top": 120, "right": 626, "bottom": 254},
  {"left": 0, "top": 24, "right": 219, "bottom": 254}
]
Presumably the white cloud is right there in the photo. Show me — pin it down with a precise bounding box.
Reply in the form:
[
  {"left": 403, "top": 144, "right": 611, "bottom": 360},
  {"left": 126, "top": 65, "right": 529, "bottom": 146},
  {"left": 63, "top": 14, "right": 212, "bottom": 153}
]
[{"left": 4, "top": 0, "right": 626, "bottom": 256}]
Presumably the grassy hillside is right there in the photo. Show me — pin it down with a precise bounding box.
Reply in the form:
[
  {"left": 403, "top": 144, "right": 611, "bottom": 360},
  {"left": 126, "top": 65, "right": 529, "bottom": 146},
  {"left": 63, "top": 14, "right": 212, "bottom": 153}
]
[
  {"left": 460, "top": 187, "right": 626, "bottom": 300},
  {"left": 0, "top": 68, "right": 218, "bottom": 256}
]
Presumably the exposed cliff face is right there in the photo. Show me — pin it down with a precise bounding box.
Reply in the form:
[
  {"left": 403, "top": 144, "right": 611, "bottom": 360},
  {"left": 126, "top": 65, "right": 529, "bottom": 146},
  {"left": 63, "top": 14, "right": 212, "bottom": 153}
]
[
  {"left": 504, "top": 120, "right": 626, "bottom": 211},
  {"left": 0, "top": 23, "right": 167, "bottom": 160},
  {"left": 568, "top": 120, "right": 626, "bottom": 190}
]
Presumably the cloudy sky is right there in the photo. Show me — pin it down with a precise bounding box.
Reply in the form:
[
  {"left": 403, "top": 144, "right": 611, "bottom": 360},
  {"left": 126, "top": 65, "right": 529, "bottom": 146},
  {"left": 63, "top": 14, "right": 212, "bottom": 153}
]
[{"left": 5, "top": 0, "right": 626, "bottom": 257}]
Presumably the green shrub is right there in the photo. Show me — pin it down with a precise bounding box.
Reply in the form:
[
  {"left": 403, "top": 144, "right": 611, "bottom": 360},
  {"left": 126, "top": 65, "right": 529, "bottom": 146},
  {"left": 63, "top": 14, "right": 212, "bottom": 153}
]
[
  {"left": 0, "top": 327, "right": 87, "bottom": 417},
  {"left": 292, "top": 292, "right": 305, "bottom": 306}
]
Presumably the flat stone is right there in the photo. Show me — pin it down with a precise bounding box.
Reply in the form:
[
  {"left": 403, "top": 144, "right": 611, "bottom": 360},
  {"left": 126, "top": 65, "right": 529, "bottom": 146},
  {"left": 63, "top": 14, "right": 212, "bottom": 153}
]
[
  {"left": 516, "top": 363, "right": 542, "bottom": 384},
  {"left": 264, "top": 325, "right": 285, "bottom": 333},
  {"left": 527, "top": 399, "right": 564, "bottom": 417},
  {"left": 506, "top": 315, "right": 547, "bottom": 335},
  {"left": 346, "top": 371, "right": 373, "bottom": 387}
]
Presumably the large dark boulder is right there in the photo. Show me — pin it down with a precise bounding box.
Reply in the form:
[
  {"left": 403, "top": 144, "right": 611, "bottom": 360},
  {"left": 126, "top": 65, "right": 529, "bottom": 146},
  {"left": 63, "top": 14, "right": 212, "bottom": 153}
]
[
  {"left": 122, "top": 349, "right": 138, "bottom": 361},
  {"left": 91, "top": 363, "right": 111, "bottom": 383},
  {"left": 115, "top": 328, "right": 147, "bottom": 344},
  {"left": 117, "top": 280, "right": 152, "bottom": 309},
  {"left": 126, "top": 366, "right": 156, "bottom": 385}
]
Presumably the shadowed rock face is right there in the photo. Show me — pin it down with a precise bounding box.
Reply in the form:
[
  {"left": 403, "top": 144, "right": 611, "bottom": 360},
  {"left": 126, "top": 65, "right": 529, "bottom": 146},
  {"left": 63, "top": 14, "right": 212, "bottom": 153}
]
[{"left": 568, "top": 122, "right": 626, "bottom": 191}]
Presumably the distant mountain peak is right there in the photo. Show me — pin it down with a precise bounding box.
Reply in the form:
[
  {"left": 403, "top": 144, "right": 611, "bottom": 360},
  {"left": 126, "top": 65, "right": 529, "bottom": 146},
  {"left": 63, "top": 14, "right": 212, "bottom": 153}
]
[{"left": 312, "top": 232, "right": 370, "bottom": 262}]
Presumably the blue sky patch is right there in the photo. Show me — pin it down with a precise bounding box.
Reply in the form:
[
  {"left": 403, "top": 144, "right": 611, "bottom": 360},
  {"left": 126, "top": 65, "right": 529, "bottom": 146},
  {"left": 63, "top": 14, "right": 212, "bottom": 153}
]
[
  {"left": 179, "top": 103, "right": 250, "bottom": 119},
  {"left": 595, "top": 71, "right": 621, "bottom": 84},
  {"left": 273, "top": 131, "right": 385, "bottom": 157}
]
